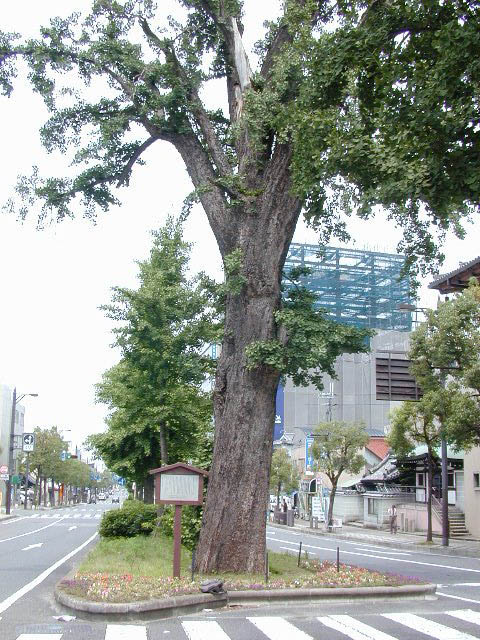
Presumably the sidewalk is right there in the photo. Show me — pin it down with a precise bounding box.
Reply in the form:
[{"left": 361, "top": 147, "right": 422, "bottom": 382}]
[{"left": 270, "top": 519, "right": 480, "bottom": 558}]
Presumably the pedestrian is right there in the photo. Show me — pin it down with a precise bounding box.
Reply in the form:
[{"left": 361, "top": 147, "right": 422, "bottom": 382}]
[
  {"left": 282, "top": 498, "right": 288, "bottom": 513},
  {"left": 388, "top": 504, "right": 397, "bottom": 534}
]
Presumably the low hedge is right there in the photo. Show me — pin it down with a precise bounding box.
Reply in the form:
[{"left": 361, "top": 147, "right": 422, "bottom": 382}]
[{"left": 99, "top": 500, "right": 158, "bottom": 538}]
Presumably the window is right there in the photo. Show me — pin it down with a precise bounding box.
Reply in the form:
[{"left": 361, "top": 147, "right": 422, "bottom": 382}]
[
  {"left": 448, "top": 472, "right": 455, "bottom": 489},
  {"left": 416, "top": 473, "right": 424, "bottom": 487},
  {"left": 474, "top": 473, "right": 480, "bottom": 489},
  {"left": 368, "top": 498, "right": 378, "bottom": 515}
]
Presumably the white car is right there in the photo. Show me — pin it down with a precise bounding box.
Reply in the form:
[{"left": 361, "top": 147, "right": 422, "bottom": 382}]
[{"left": 97, "top": 492, "right": 106, "bottom": 501}]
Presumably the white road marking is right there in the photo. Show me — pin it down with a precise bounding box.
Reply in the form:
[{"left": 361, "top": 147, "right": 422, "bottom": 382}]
[
  {"left": 0, "top": 518, "right": 66, "bottom": 543},
  {"left": 280, "top": 545, "right": 316, "bottom": 555},
  {"left": 21, "top": 543, "right": 43, "bottom": 551},
  {"left": 105, "top": 624, "right": 147, "bottom": 640},
  {"left": 445, "top": 583, "right": 480, "bottom": 587},
  {"left": 16, "top": 635, "right": 62, "bottom": 640},
  {"left": 0, "top": 531, "right": 98, "bottom": 614},
  {"left": 437, "top": 592, "right": 480, "bottom": 604},
  {"left": 318, "top": 614, "right": 397, "bottom": 640},
  {"left": 83, "top": 514, "right": 92, "bottom": 519},
  {"left": 68, "top": 526, "right": 77, "bottom": 531},
  {"left": 182, "top": 620, "right": 232, "bottom": 639},
  {"left": 447, "top": 610, "right": 480, "bottom": 626},
  {"left": 0, "top": 516, "right": 30, "bottom": 525},
  {"left": 266, "top": 535, "right": 480, "bottom": 574},
  {"left": 383, "top": 612, "right": 479, "bottom": 640},
  {"left": 353, "top": 548, "right": 411, "bottom": 556},
  {"left": 247, "top": 616, "right": 314, "bottom": 639}
]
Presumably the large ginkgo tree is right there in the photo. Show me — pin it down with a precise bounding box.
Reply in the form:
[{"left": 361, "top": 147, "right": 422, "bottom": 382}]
[{"left": 1, "top": 0, "right": 479, "bottom": 571}]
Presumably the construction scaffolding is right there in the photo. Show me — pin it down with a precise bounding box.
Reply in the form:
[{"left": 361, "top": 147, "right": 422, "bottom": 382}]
[{"left": 284, "top": 244, "right": 412, "bottom": 331}]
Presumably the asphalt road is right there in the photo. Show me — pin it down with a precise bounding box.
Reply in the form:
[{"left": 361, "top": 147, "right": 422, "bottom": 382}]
[
  {"left": 265, "top": 525, "right": 480, "bottom": 604},
  {"left": 1, "top": 507, "right": 480, "bottom": 639}
]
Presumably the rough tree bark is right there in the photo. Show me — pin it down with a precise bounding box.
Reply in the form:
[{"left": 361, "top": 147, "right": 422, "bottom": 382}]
[{"left": 195, "top": 154, "right": 302, "bottom": 572}]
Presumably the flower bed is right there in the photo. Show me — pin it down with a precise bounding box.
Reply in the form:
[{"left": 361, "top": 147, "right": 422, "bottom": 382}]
[{"left": 59, "top": 560, "right": 422, "bottom": 603}]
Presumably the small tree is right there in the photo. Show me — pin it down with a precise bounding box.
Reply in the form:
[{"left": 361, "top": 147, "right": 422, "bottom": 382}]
[
  {"left": 269, "top": 448, "right": 300, "bottom": 507},
  {"left": 409, "top": 280, "right": 480, "bottom": 450},
  {"left": 311, "top": 421, "right": 369, "bottom": 528},
  {"left": 389, "top": 394, "right": 444, "bottom": 542}
]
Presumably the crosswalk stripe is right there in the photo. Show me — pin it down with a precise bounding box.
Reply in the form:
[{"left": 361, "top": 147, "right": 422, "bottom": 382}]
[
  {"left": 104, "top": 624, "right": 147, "bottom": 640},
  {"left": 182, "top": 620, "right": 231, "bottom": 639},
  {"left": 318, "top": 615, "right": 397, "bottom": 640},
  {"left": 247, "top": 616, "right": 313, "bottom": 640},
  {"left": 94, "top": 513, "right": 101, "bottom": 518},
  {"left": 383, "top": 612, "right": 479, "bottom": 640},
  {"left": 16, "top": 635, "right": 62, "bottom": 639},
  {"left": 447, "top": 609, "right": 480, "bottom": 626}
]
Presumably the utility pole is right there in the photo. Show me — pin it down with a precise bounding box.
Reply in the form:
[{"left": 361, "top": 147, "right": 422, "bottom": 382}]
[
  {"left": 24, "top": 451, "right": 30, "bottom": 510},
  {"left": 441, "top": 436, "right": 449, "bottom": 546},
  {"left": 6, "top": 387, "right": 17, "bottom": 515}
]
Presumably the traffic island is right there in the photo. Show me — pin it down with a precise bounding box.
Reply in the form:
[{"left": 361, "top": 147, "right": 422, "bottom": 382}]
[
  {"left": 55, "top": 583, "right": 436, "bottom": 620},
  {"left": 54, "top": 534, "right": 436, "bottom": 620}
]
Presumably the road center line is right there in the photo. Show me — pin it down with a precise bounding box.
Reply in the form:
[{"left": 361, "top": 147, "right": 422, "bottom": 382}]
[
  {"left": 353, "top": 547, "right": 411, "bottom": 556},
  {"left": 0, "top": 531, "right": 98, "bottom": 614},
  {"left": 266, "top": 536, "right": 480, "bottom": 573},
  {"left": 0, "top": 517, "right": 67, "bottom": 543}
]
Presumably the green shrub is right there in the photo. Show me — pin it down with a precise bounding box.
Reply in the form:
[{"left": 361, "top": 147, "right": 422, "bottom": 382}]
[
  {"left": 157, "top": 505, "right": 203, "bottom": 550},
  {"left": 99, "top": 500, "right": 158, "bottom": 538}
]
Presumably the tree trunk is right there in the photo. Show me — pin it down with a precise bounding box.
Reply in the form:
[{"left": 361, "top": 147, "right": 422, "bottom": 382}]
[
  {"left": 159, "top": 421, "right": 168, "bottom": 466},
  {"left": 144, "top": 474, "right": 155, "bottom": 504},
  {"left": 196, "top": 181, "right": 301, "bottom": 573},
  {"left": 426, "top": 449, "right": 433, "bottom": 543},
  {"left": 327, "top": 481, "right": 337, "bottom": 529},
  {"left": 43, "top": 477, "right": 47, "bottom": 507}
]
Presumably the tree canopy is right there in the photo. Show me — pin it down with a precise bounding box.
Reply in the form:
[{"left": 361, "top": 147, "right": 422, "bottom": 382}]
[
  {"left": 409, "top": 280, "right": 480, "bottom": 449},
  {"left": 88, "top": 218, "right": 217, "bottom": 496},
  {"left": 1, "top": 1, "right": 478, "bottom": 272},
  {"left": 311, "top": 420, "right": 369, "bottom": 526},
  {"left": 269, "top": 447, "right": 300, "bottom": 504}
]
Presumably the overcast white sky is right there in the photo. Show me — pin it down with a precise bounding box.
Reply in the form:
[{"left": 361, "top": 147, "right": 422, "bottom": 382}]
[{"left": 0, "top": 1, "right": 477, "bottom": 451}]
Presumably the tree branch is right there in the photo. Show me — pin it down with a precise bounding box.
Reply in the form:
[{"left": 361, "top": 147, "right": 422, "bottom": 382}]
[
  {"left": 116, "top": 136, "right": 157, "bottom": 187},
  {"left": 139, "top": 17, "right": 233, "bottom": 179}
]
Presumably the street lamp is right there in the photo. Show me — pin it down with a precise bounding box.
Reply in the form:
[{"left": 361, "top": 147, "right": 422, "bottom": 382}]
[
  {"left": 6, "top": 388, "right": 38, "bottom": 515},
  {"left": 397, "top": 303, "right": 449, "bottom": 547}
]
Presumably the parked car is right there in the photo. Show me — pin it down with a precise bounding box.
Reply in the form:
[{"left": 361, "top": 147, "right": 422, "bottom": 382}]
[
  {"left": 97, "top": 492, "right": 106, "bottom": 501},
  {"left": 88, "top": 496, "right": 96, "bottom": 504},
  {"left": 111, "top": 495, "right": 120, "bottom": 503}
]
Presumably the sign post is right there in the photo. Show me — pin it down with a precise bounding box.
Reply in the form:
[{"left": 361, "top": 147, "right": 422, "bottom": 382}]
[{"left": 149, "top": 462, "right": 208, "bottom": 578}]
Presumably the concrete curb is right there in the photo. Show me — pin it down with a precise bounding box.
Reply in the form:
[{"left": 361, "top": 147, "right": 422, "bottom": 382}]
[
  {"left": 270, "top": 523, "right": 480, "bottom": 558},
  {"left": 55, "top": 583, "right": 436, "bottom": 620}
]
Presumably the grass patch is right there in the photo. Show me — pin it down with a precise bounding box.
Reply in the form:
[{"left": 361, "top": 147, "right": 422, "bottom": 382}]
[{"left": 58, "top": 534, "right": 423, "bottom": 603}]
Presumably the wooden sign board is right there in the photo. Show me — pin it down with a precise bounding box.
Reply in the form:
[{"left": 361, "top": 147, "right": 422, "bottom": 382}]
[{"left": 149, "top": 462, "right": 208, "bottom": 578}]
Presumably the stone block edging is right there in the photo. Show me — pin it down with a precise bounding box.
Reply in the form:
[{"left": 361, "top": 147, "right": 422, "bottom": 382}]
[{"left": 55, "top": 583, "right": 436, "bottom": 619}]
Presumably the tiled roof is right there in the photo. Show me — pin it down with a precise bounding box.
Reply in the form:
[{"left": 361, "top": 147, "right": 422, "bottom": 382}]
[
  {"left": 366, "top": 437, "right": 390, "bottom": 460},
  {"left": 429, "top": 256, "right": 480, "bottom": 292}
]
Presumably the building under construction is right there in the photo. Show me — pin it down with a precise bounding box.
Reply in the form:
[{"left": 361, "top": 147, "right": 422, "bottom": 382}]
[{"left": 283, "top": 243, "right": 412, "bottom": 332}]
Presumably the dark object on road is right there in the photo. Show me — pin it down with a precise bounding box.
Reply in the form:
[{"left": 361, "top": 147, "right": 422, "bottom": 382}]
[
  {"left": 88, "top": 497, "right": 96, "bottom": 504},
  {"left": 200, "top": 579, "right": 224, "bottom": 594},
  {"left": 112, "top": 496, "right": 120, "bottom": 503}
]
